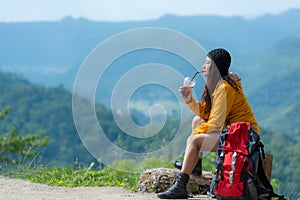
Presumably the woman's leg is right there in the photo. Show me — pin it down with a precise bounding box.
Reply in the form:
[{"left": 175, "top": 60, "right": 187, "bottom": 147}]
[
  {"left": 157, "top": 132, "right": 220, "bottom": 199},
  {"left": 181, "top": 132, "right": 219, "bottom": 175},
  {"left": 191, "top": 116, "right": 205, "bottom": 174},
  {"left": 173, "top": 116, "right": 206, "bottom": 174},
  {"left": 192, "top": 116, "right": 204, "bottom": 130}
]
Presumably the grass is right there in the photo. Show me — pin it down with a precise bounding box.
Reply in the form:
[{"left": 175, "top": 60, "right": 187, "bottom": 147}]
[
  {"left": 0, "top": 153, "right": 217, "bottom": 191},
  {"left": 2, "top": 163, "right": 141, "bottom": 191},
  {"left": 0, "top": 156, "right": 175, "bottom": 191},
  {"left": 2, "top": 155, "right": 297, "bottom": 199}
]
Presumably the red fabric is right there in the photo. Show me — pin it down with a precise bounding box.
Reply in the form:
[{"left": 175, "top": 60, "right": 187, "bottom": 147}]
[
  {"left": 214, "top": 152, "right": 250, "bottom": 197},
  {"left": 222, "top": 122, "right": 250, "bottom": 155},
  {"left": 215, "top": 181, "right": 244, "bottom": 197},
  {"left": 214, "top": 122, "right": 251, "bottom": 197}
]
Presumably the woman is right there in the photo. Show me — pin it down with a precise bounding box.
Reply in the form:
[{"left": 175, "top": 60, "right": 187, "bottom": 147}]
[{"left": 157, "top": 48, "right": 260, "bottom": 199}]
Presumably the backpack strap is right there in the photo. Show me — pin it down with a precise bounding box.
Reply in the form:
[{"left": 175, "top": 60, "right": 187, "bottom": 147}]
[
  {"left": 257, "top": 154, "right": 286, "bottom": 200},
  {"left": 216, "top": 151, "right": 225, "bottom": 181},
  {"left": 240, "top": 157, "right": 248, "bottom": 182},
  {"left": 259, "top": 142, "right": 266, "bottom": 159}
]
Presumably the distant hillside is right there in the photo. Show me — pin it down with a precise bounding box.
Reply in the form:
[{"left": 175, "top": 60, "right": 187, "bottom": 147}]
[
  {"left": 1, "top": 9, "right": 300, "bottom": 193},
  {"left": 246, "top": 37, "right": 300, "bottom": 137},
  {"left": 0, "top": 69, "right": 299, "bottom": 193},
  {"left": 260, "top": 128, "right": 300, "bottom": 194},
  {"left": 0, "top": 70, "right": 183, "bottom": 166},
  {"left": 0, "top": 9, "right": 300, "bottom": 89},
  {"left": 0, "top": 71, "right": 94, "bottom": 166}
]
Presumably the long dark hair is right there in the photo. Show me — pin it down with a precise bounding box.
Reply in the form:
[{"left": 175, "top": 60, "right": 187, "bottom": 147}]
[{"left": 201, "top": 63, "right": 241, "bottom": 115}]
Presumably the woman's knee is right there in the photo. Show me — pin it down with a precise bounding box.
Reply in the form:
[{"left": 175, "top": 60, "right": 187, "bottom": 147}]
[
  {"left": 192, "top": 116, "right": 205, "bottom": 130},
  {"left": 186, "top": 134, "right": 204, "bottom": 147},
  {"left": 186, "top": 133, "right": 219, "bottom": 152}
]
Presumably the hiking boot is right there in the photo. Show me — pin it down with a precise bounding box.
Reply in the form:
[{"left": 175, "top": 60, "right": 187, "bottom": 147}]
[
  {"left": 157, "top": 172, "right": 190, "bottom": 199},
  {"left": 173, "top": 158, "right": 202, "bottom": 176}
]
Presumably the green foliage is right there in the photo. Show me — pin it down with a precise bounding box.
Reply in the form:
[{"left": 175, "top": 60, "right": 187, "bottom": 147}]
[
  {"left": 0, "top": 71, "right": 184, "bottom": 167},
  {"left": 3, "top": 157, "right": 172, "bottom": 191},
  {"left": 173, "top": 152, "right": 217, "bottom": 173},
  {"left": 5, "top": 164, "right": 140, "bottom": 191},
  {"left": 0, "top": 106, "right": 10, "bottom": 119},
  {"left": 269, "top": 179, "right": 300, "bottom": 200},
  {"left": 1, "top": 36, "right": 300, "bottom": 195},
  {"left": 3, "top": 157, "right": 289, "bottom": 196},
  {"left": 246, "top": 37, "right": 300, "bottom": 138},
  {"left": 109, "top": 156, "right": 173, "bottom": 173},
  {"left": 270, "top": 178, "right": 281, "bottom": 194},
  {"left": 0, "top": 71, "right": 98, "bottom": 166},
  {"left": 202, "top": 153, "right": 217, "bottom": 172},
  {"left": 140, "top": 156, "right": 173, "bottom": 169},
  {"left": 260, "top": 127, "right": 300, "bottom": 194},
  {"left": 0, "top": 107, "right": 48, "bottom": 166}
]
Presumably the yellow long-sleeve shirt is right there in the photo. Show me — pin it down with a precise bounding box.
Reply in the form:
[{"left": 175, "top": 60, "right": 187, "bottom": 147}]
[{"left": 187, "top": 80, "right": 260, "bottom": 134}]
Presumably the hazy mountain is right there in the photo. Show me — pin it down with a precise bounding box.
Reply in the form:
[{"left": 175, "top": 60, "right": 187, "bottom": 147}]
[
  {"left": 0, "top": 9, "right": 300, "bottom": 89},
  {"left": 0, "top": 10, "right": 300, "bottom": 192},
  {"left": 246, "top": 37, "right": 300, "bottom": 137},
  {"left": 1, "top": 8, "right": 300, "bottom": 130}
]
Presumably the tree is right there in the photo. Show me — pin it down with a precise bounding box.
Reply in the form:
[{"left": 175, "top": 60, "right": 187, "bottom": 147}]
[{"left": 0, "top": 106, "right": 48, "bottom": 165}]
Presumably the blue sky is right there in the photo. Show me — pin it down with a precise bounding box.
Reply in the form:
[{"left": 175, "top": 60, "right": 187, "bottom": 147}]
[{"left": 1, "top": 0, "right": 300, "bottom": 22}]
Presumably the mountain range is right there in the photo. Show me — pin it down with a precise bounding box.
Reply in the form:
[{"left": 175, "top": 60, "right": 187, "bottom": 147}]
[
  {"left": 1, "top": 9, "right": 300, "bottom": 85},
  {"left": 0, "top": 9, "right": 300, "bottom": 192},
  {"left": 1, "top": 9, "right": 300, "bottom": 137}
]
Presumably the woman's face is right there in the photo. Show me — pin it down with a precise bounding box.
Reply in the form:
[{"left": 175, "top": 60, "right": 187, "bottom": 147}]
[{"left": 202, "top": 56, "right": 212, "bottom": 77}]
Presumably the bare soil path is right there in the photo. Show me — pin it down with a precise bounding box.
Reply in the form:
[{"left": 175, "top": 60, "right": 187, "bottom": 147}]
[{"left": 0, "top": 176, "right": 209, "bottom": 200}]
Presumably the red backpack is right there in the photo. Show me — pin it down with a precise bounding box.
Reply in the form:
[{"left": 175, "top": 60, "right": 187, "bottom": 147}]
[{"left": 209, "top": 122, "right": 285, "bottom": 200}]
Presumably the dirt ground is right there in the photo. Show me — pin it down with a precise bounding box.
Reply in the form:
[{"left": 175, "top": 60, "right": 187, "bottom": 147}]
[{"left": 0, "top": 176, "right": 210, "bottom": 200}]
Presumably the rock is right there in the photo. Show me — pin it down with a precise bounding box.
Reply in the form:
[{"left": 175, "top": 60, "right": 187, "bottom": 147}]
[
  {"left": 138, "top": 154, "right": 273, "bottom": 195},
  {"left": 138, "top": 168, "right": 212, "bottom": 194}
]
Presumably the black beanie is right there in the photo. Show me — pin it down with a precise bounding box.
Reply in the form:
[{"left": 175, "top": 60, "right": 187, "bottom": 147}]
[{"left": 207, "top": 48, "right": 231, "bottom": 77}]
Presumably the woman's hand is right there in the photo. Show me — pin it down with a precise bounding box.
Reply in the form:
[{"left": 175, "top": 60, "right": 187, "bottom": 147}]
[{"left": 179, "top": 86, "right": 193, "bottom": 104}]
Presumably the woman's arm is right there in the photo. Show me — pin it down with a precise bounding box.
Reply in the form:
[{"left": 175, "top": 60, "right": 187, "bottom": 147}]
[
  {"left": 179, "top": 87, "right": 208, "bottom": 119},
  {"left": 192, "top": 82, "right": 235, "bottom": 134}
]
